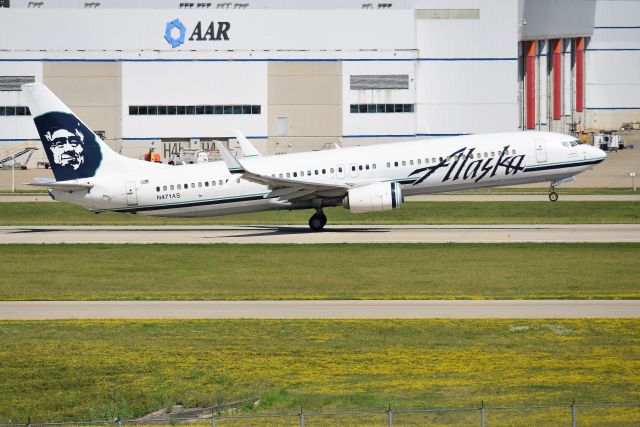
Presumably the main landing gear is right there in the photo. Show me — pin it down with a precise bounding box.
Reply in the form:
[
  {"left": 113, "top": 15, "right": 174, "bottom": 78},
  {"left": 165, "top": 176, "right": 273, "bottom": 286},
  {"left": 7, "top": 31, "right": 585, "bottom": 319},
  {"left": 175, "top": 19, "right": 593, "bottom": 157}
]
[
  {"left": 308, "top": 208, "right": 327, "bottom": 232},
  {"left": 548, "top": 184, "right": 559, "bottom": 202}
]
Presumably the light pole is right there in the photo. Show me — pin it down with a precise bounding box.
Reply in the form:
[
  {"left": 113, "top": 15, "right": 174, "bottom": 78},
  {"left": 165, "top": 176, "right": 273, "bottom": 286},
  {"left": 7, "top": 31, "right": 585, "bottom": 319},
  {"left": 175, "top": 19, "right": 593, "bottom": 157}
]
[{"left": 11, "top": 152, "right": 15, "bottom": 193}]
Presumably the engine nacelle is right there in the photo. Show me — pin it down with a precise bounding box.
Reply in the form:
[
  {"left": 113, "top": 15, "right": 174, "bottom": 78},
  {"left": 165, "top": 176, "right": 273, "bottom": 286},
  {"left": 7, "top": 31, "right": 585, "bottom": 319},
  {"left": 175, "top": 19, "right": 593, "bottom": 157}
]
[{"left": 342, "top": 182, "right": 403, "bottom": 214}]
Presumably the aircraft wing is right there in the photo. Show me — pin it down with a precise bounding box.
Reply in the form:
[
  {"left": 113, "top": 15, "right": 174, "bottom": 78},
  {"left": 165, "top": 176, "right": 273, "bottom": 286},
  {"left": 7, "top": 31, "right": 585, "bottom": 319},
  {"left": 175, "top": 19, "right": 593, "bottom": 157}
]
[
  {"left": 216, "top": 142, "right": 348, "bottom": 202},
  {"left": 231, "top": 129, "right": 262, "bottom": 158},
  {"left": 26, "top": 178, "right": 93, "bottom": 191}
]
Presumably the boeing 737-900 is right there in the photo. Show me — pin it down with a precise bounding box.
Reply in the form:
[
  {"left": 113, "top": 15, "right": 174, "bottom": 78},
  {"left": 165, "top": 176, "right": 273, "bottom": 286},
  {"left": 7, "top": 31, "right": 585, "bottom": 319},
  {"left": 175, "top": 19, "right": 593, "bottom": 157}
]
[{"left": 22, "top": 83, "right": 606, "bottom": 231}]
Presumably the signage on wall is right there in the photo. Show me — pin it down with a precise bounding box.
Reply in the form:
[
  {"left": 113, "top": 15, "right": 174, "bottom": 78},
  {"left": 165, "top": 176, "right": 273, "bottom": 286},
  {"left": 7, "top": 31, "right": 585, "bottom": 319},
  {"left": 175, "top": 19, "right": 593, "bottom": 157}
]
[{"left": 164, "top": 18, "right": 231, "bottom": 48}]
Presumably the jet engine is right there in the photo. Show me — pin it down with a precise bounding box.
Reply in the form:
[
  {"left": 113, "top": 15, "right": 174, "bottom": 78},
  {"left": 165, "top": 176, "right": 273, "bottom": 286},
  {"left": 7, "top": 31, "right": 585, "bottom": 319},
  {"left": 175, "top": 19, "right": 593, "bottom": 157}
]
[{"left": 342, "top": 182, "right": 403, "bottom": 214}]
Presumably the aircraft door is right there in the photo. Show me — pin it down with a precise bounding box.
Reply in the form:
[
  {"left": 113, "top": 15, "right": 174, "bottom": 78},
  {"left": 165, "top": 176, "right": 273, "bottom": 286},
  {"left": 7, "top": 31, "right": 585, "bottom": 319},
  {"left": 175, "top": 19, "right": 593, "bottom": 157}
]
[
  {"left": 337, "top": 164, "right": 345, "bottom": 179},
  {"left": 535, "top": 139, "right": 547, "bottom": 163},
  {"left": 125, "top": 181, "right": 138, "bottom": 206}
]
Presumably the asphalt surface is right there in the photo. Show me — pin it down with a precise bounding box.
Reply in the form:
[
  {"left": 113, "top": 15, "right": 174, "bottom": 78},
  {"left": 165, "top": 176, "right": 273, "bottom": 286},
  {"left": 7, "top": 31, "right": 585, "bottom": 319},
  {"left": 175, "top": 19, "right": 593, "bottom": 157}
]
[
  {"left": 1, "top": 224, "right": 639, "bottom": 244},
  {"left": 1, "top": 300, "right": 639, "bottom": 319}
]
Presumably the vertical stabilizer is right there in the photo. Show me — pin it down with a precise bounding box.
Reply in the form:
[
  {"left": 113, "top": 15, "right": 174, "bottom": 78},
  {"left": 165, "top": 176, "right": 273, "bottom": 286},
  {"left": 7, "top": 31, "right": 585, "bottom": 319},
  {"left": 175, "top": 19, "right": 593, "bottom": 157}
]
[{"left": 22, "top": 83, "right": 133, "bottom": 182}]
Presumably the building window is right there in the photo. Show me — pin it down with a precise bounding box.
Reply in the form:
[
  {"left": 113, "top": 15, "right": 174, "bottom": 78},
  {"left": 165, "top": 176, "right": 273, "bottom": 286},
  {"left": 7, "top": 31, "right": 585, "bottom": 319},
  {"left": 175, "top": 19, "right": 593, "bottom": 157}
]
[
  {"left": 128, "top": 104, "right": 262, "bottom": 115},
  {"left": 349, "top": 104, "right": 414, "bottom": 114},
  {"left": 0, "top": 106, "right": 30, "bottom": 116}
]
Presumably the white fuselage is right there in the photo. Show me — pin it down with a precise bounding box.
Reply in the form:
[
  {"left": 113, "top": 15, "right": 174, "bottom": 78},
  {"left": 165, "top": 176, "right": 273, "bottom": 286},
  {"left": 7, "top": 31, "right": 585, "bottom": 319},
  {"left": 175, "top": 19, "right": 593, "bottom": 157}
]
[{"left": 52, "top": 131, "right": 606, "bottom": 218}]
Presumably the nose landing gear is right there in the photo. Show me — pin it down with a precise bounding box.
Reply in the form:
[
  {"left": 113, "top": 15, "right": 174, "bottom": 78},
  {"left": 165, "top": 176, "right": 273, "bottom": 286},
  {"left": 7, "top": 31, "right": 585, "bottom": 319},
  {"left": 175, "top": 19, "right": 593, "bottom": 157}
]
[{"left": 308, "top": 208, "right": 327, "bottom": 232}]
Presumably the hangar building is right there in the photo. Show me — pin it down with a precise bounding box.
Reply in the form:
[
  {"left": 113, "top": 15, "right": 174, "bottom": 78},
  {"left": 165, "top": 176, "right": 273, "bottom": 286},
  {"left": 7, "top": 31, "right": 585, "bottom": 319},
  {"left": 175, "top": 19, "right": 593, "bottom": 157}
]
[{"left": 0, "top": 0, "right": 638, "bottom": 164}]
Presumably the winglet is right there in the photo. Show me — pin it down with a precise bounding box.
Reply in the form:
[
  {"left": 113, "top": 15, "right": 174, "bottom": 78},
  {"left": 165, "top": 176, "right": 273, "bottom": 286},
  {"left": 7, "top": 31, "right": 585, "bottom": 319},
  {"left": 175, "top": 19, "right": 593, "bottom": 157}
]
[
  {"left": 216, "top": 141, "right": 245, "bottom": 174},
  {"left": 231, "top": 129, "right": 261, "bottom": 158}
]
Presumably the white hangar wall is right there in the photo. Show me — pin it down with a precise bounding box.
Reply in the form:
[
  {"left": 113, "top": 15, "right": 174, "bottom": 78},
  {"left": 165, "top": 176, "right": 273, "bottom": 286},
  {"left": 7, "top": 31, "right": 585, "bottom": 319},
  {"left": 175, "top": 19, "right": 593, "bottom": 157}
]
[
  {"left": 585, "top": 0, "right": 640, "bottom": 130},
  {"left": 415, "top": 0, "right": 520, "bottom": 135}
]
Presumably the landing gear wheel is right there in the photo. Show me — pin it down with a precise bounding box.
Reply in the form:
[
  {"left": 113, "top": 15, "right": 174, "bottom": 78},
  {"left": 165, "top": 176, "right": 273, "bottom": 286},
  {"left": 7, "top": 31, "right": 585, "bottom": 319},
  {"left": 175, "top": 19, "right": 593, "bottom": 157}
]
[
  {"left": 549, "top": 191, "right": 559, "bottom": 202},
  {"left": 308, "top": 212, "right": 327, "bottom": 232}
]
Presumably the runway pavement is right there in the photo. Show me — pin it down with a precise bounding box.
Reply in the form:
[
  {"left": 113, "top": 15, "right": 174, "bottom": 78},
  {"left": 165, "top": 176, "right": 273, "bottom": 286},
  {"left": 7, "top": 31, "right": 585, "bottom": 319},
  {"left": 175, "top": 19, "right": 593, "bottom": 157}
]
[
  {"left": 1, "top": 224, "right": 639, "bottom": 243},
  {"left": 1, "top": 300, "right": 639, "bottom": 319}
]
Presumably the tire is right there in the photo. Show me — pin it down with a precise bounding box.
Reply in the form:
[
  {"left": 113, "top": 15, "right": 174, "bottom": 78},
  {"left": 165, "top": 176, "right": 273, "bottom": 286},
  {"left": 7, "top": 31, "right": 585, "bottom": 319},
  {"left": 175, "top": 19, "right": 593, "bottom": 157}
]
[
  {"left": 308, "top": 214, "right": 326, "bottom": 232},
  {"left": 549, "top": 191, "right": 559, "bottom": 202}
]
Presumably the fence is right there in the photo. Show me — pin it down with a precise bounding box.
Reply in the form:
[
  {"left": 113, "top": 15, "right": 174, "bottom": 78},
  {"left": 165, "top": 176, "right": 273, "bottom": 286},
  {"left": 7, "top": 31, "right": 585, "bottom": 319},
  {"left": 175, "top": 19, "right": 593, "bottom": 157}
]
[{"left": 3, "top": 402, "right": 640, "bottom": 427}]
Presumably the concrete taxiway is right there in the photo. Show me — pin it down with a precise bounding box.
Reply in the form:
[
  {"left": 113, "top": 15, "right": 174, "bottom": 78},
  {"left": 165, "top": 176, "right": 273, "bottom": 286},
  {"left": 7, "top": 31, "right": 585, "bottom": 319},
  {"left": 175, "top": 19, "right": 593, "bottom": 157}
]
[
  {"left": 1, "top": 224, "right": 639, "bottom": 244},
  {"left": 1, "top": 300, "right": 639, "bottom": 319}
]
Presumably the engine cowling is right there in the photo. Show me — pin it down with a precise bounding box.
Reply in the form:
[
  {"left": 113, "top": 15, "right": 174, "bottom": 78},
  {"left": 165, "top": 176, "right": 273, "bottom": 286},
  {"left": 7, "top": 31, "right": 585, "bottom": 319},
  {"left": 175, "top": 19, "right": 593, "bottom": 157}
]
[{"left": 342, "top": 182, "right": 403, "bottom": 214}]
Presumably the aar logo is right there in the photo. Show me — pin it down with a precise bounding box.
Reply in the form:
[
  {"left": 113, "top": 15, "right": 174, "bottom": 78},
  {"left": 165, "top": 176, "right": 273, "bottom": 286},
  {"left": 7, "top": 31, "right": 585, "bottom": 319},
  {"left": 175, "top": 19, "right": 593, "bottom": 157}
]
[{"left": 164, "top": 18, "right": 187, "bottom": 48}]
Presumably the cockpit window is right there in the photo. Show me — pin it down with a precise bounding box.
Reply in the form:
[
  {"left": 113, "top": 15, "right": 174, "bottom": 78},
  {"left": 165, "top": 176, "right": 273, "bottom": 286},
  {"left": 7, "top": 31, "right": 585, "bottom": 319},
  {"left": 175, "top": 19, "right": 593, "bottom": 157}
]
[
  {"left": 562, "top": 141, "right": 571, "bottom": 148},
  {"left": 569, "top": 139, "right": 581, "bottom": 146}
]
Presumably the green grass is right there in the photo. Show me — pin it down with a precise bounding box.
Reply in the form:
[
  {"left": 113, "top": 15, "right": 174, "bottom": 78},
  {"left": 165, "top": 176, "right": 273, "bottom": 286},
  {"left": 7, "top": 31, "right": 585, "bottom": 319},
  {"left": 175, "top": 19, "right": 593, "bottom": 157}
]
[
  {"left": 0, "top": 201, "right": 638, "bottom": 225},
  {"left": 1, "top": 244, "right": 638, "bottom": 300},
  {"left": 0, "top": 320, "right": 638, "bottom": 424}
]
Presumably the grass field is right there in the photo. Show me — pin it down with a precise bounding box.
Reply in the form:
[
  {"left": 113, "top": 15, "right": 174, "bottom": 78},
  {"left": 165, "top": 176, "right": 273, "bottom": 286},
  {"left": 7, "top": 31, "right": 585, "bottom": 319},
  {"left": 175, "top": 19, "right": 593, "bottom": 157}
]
[
  {"left": 0, "top": 319, "right": 638, "bottom": 425},
  {"left": 1, "top": 244, "right": 638, "bottom": 300},
  {"left": 0, "top": 201, "right": 638, "bottom": 225}
]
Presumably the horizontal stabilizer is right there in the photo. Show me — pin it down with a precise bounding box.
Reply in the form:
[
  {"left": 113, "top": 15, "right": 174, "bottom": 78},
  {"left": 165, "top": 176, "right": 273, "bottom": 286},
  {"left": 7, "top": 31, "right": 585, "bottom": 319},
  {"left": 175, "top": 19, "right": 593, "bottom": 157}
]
[{"left": 26, "top": 178, "right": 93, "bottom": 191}]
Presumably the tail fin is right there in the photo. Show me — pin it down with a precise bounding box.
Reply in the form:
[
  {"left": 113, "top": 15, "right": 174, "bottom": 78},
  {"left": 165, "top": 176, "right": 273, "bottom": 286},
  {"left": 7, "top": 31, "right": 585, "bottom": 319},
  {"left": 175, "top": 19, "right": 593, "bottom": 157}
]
[{"left": 22, "top": 83, "right": 125, "bottom": 182}]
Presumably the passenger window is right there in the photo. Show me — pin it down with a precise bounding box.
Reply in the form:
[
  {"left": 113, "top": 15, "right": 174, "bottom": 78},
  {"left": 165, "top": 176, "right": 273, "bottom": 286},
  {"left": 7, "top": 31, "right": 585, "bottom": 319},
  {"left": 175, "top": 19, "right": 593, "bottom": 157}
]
[
  {"left": 184, "top": 183, "right": 188, "bottom": 188},
  {"left": 219, "top": 180, "right": 223, "bottom": 185},
  {"left": 512, "top": 149, "right": 516, "bottom": 155},
  {"left": 484, "top": 152, "right": 488, "bottom": 158},
  {"left": 439, "top": 157, "right": 443, "bottom": 162},
  {"left": 198, "top": 182, "right": 202, "bottom": 188},
  {"left": 177, "top": 184, "right": 182, "bottom": 190},
  {"left": 352, "top": 166, "right": 356, "bottom": 171},
  {"left": 365, "top": 165, "right": 370, "bottom": 170},
  {"left": 315, "top": 170, "right": 319, "bottom": 175},
  {"left": 432, "top": 158, "right": 436, "bottom": 163},
  {"left": 417, "top": 159, "right": 421, "bottom": 165},
  {"left": 163, "top": 186, "right": 167, "bottom": 191},
  {"left": 156, "top": 186, "right": 160, "bottom": 192},
  {"left": 387, "top": 162, "right": 391, "bottom": 168},
  {"left": 372, "top": 164, "right": 376, "bottom": 169},
  {"left": 212, "top": 181, "right": 216, "bottom": 186},
  {"left": 322, "top": 169, "right": 326, "bottom": 174},
  {"left": 394, "top": 161, "right": 399, "bottom": 167},
  {"left": 330, "top": 168, "right": 334, "bottom": 173},
  {"left": 286, "top": 172, "right": 290, "bottom": 178},
  {"left": 402, "top": 161, "right": 406, "bottom": 166},
  {"left": 301, "top": 171, "right": 305, "bottom": 176},
  {"left": 279, "top": 173, "right": 283, "bottom": 178},
  {"left": 170, "top": 185, "right": 175, "bottom": 190},
  {"left": 491, "top": 152, "right": 495, "bottom": 157},
  {"left": 191, "top": 183, "right": 195, "bottom": 188},
  {"left": 409, "top": 160, "right": 414, "bottom": 165},
  {"left": 293, "top": 172, "right": 298, "bottom": 177},
  {"left": 477, "top": 153, "right": 482, "bottom": 159},
  {"left": 338, "top": 167, "right": 343, "bottom": 173},
  {"left": 307, "top": 170, "right": 311, "bottom": 175},
  {"left": 226, "top": 179, "right": 228, "bottom": 183},
  {"left": 358, "top": 165, "right": 363, "bottom": 171},
  {"left": 205, "top": 182, "right": 209, "bottom": 187}
]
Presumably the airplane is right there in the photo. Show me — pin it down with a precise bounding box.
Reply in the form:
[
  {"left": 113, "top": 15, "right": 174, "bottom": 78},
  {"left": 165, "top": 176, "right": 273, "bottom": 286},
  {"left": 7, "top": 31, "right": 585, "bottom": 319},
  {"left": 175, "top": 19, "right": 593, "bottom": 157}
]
[{"left": 22, "top": 83, "right": 607, "bottom": 231}]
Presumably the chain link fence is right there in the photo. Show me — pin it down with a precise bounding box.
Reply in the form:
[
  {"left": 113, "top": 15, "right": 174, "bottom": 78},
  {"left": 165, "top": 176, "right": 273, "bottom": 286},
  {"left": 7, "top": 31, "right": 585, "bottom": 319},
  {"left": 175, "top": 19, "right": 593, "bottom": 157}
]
[{"left": 4, "top": 402, "right": 639, "bottom": 427}]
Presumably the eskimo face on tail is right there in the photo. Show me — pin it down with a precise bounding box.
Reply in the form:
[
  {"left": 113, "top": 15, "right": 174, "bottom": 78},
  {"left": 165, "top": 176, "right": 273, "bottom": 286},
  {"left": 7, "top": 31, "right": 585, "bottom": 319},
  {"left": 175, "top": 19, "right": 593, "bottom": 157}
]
[
  {"left": 45, "top": 128, "right": 85, "bottom": 170},
  {"left": 34, "top": 112, "right": 102, "bottom": 181}
]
